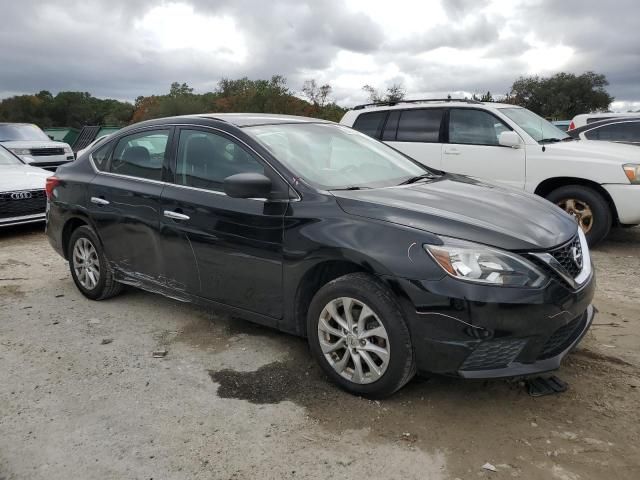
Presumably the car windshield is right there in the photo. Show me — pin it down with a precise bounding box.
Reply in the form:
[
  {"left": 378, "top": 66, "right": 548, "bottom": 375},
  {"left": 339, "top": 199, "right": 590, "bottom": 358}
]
[
  {"left": 0, "top": 124, "right": 51, "bottom": 142},
  {"left": 500, "top": 108, "right": 570, "bottom": 143},
  {"left": 0, "top": 146, "right": 24, "bottom": 165},
  {"left": 245, "top": 123, "right": 432, "bottom": 190}
]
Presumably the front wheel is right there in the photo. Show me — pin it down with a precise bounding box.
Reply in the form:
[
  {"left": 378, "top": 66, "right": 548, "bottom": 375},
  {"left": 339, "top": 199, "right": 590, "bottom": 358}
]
[
  {"left": 545, "top": 185, "right": 612, "bottom": 246},
  {"left": 307, "top": 273, "right": 415, "bottom": 398}
]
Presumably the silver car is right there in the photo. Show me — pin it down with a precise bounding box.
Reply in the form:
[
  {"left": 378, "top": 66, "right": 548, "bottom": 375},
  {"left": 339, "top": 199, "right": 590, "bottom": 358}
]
[
  {"left": 0, "top": 123, "right": 74, "bottom": 171},
  {"left": 0, "top": 145, "right": 50, "bottom": 227}
]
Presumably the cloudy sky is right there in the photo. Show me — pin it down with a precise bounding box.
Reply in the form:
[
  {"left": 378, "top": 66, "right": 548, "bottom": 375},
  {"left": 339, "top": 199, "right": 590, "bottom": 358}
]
[{"left": 0, "top": 0, "right": 638, "bottom": 110}]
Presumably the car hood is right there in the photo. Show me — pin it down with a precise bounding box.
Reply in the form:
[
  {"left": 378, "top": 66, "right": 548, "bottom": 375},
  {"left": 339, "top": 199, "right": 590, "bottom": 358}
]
[
  {"left": 332, "top": 175, "right": 577, "bottom": 251},
  {"left": 0, "top": 140, "right": 70, "bottom": 149},
  {"left": 544, "top": 139, "right": 640, "bottom": 163},
  {"left": 0, "top": 164, "right": 50, "bottom": 192}
]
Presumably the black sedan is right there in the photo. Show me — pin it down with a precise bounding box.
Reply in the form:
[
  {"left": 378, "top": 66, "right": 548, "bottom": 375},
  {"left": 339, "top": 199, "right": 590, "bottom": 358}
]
[{"left": 46, "top": 114, "right": 595, "bottom": 397}]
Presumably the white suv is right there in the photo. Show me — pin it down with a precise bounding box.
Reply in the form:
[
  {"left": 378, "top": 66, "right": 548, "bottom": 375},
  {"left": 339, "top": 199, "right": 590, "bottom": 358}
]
[
  {"left": 0, "top": 123, "right": 74, "bottom": 171},
  {"left": 340, "top": 99, "right": 640, "bottom": 245}
]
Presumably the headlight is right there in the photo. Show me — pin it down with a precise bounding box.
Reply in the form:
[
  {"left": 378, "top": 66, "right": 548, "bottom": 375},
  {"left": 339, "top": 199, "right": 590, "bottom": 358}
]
[
  {"left": 623, "top": 164, "right": 640, "bottom": 184},
  {"left": 9, "top": 148, "right": 31, "bottom": 156},
  {"left": 424, "top": 238, "right": 547, "bottom": 287},
  {"left": 63, "top": 146, "right": 73, "bottom": 155}
]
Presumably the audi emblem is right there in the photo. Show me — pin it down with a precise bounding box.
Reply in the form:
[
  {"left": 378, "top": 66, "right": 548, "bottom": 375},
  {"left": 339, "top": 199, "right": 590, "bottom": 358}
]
[{"left": 10, "top": 191, "right": 33, "bottom": 200}]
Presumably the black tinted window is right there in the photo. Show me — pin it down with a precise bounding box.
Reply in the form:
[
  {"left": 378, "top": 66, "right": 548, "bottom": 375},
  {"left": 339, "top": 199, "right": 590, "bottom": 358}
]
[
  {"left": 352, "top": 112, "right": 387, "bottom": 138},
  {"left": 396, "top": 109, "right": 443, "bottom": 142},
  {"left": 585, "top": 122, "right": 640, "bottom": 142},
  {"left": 110, "top": 130, "right": 169, "bottom": 181},
  {"left": 176, "top": 129, "right": 264, "bottom": 192},
  {"left": 449, "top": 109, "right": 506, "bottom": 146},
  {"left": 382, "top": 111, "right": 400, "bottom": 140},
  {"left": 91, "top": 141, "right": 112, "bottom": 172}
]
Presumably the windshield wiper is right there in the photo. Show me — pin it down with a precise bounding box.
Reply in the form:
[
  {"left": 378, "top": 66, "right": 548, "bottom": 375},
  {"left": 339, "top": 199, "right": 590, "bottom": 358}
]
[
  {"left": 539, "top": 137, "right": 562, "bottom": 144},
  {"left": 398, "top": 173, "right": 434, "bottom": 185}
]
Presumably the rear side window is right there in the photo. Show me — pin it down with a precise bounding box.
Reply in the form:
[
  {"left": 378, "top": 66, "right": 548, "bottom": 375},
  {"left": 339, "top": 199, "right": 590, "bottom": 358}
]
[
  {"left": 352, "top": 111, "right": 387, "bottom": 139},
  {"left": 110, "top": 130, "right": 169, "bottom": 181},
  {"left": 91, "top": 141, "right": 113, "bottom": 172},
  {"left": 449, "top": 109, "right": 506, "bottom": 146},
  {"left": 584, "top": 122, "right": 640, "bottom": 142},
  {"left": 175, "top": 129, "right": 264, "bottom": 192},
  {"left": 396, "top": 109, "right": 443, "bottom": 142}
]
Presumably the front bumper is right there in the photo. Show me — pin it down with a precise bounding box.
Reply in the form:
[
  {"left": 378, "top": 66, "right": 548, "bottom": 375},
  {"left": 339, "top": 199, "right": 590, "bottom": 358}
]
[
  {"left": 389, "top": 272, "right": 595, "bottom": 378},
  {"left": 603, "top": 184, "right": 640, "bottom": 224},
  {"left": 21, "top": 154, "right": 74, "bottom": 172}
]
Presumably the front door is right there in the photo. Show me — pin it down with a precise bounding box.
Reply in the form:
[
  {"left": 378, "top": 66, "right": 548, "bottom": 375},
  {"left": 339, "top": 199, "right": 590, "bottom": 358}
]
[
  {"left": 87, "top": 128, "right": 172, "bottom": 285},
  {"left": 160, "top": 127, "right": 288, "bottom": 319},
  {"left": 442, "top": 108, "right": 526, "bottom": 189}
]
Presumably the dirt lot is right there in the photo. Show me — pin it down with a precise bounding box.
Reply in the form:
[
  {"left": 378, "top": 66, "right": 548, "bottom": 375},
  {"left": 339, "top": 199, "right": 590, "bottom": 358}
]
[{"left": 1, "top": 225, "right": 639, "bottom": 480}]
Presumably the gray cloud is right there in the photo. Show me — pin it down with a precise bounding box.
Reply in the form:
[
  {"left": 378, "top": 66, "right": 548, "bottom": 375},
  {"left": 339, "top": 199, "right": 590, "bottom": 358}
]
[{"left": 0, "top": 0, "right": 637, "bottom": 107}]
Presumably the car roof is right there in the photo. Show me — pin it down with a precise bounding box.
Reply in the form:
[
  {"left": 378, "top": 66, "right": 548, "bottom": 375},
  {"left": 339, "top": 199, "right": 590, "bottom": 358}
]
[
  {"left": 196, "top": 113, "right": 333, "bottom": 127},
  {"left": 348, "top": 100, "right": 517, "bottom": 114}
]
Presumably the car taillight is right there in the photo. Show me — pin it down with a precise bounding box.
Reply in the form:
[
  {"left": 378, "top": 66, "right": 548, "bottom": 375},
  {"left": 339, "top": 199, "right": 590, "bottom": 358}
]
[
  {"left": 45, "top": 176, "right": 61, "bottom": 199},
  {"left": 568, "top": 121, "right": 575, "bottom": 131}
]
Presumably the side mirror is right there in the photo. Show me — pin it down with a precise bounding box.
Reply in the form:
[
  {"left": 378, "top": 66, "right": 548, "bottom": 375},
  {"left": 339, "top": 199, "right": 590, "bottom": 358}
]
[
  {"left": 224, "top": 173, "right": 272, "bottom": 199},
  {"left": 498, "top": 131, "right": 523, "bottom": 148}
]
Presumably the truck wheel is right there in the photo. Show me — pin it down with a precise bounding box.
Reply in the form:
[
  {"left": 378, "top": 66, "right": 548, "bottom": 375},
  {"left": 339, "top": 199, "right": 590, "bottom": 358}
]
[
  {"left": 307, "top": 273, "right": 416, "bottom": 398},
  {"left": 546, "top": 185, "right": 612, "bottom": 246}
]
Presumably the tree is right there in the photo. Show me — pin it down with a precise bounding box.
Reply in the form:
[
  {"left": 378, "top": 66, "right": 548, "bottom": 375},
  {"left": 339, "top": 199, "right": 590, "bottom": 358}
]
[
  {"left": 472, "top": 91, "right": 494, "bottom": 102},
  {"left": 507, "top": 71, "right": 613, "bottom": 119},
  {"left": 362, "top": 83, "right": 406, "bottom": 104},
  {"left": 302, "top": 79, "right": 332, "bottom": 107}
]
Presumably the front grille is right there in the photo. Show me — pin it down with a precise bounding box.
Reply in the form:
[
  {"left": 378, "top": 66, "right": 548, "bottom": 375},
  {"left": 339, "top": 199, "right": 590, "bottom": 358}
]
[
  {"left": 29, "top": 147, "right": 65, "bottom": 156},
  {"left": 538, "top": 315, "right": 586, "bottom": 360},
  {"left": 460, "top": 338, "right": 527, "bottom": 370},
  {"left": 549, "top": 235, "right": 583, "bottom": 277},
  {"left": 0, "top": 190, "right": 46, "bottom": 220}
]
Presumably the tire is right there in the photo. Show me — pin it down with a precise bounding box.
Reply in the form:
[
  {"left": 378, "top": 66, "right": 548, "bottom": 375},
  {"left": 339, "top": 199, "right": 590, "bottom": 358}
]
[
  {"left": 67, "top": 225, "right": 122, "bottom": 300},
  {"left": 545, "top": 185, "right": 612, "bottom": 246},
  {"left": 307, "top": 273, "right": 415, "bottom": 398}
]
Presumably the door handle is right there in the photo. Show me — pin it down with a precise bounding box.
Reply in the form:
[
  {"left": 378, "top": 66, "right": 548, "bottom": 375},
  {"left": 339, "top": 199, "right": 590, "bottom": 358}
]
[
  {"left": 90, "top": 196, "right": 110, "bottom": 205},
  {"left": 443, "top": 148, "right": 460, "bottom": 155},
  {"left": 164, "top": 210, "right": 190, "bottom": 221}
]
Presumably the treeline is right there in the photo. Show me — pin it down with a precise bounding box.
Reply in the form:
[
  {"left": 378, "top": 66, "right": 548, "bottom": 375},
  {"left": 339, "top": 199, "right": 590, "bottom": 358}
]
[
  {"left": 0, "top": 76, "right": 346, "bottom": 129},
  {"left": 0, "top": 90, "right": 134, "bottom": 129},
  {"left": 0, "top": 71, "right": 616, "bottom": 128}
]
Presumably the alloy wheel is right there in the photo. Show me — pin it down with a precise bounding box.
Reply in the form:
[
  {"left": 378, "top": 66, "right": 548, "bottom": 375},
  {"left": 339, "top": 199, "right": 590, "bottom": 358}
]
[
  {"left": 557, "top": 198, "right": 593, "bottom": 233},
  {"left": 317, "top": 297, "right": 390, "bottom": 385},
  {"left": 72, "top": 237, "right": 101, "bottom": 290}
]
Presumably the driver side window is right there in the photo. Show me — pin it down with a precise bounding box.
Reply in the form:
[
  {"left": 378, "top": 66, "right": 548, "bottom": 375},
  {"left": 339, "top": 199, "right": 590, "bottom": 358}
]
[
  {"left": 449, "top": 109, "right": 508, "bottom": 146},
  {"left": 176, "top": 129, "right": 264, "bottom": 192}
]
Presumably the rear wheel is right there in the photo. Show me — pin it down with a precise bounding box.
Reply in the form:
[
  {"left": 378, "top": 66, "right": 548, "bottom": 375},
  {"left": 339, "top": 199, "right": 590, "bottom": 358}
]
[
  {"left": 546, "top": 185, "right": 612, "bottom": 246},
  {"left": 68, "top": 226, "right": 122, "bottom": 300},
  {"left": 307, "top": 273, "right": 415, "bottom": 398}
]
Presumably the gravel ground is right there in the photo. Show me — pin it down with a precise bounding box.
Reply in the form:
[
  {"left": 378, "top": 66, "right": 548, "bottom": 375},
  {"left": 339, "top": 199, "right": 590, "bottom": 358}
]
[{"left": 1, "top": 224, "right": 639, "bottom": 480}]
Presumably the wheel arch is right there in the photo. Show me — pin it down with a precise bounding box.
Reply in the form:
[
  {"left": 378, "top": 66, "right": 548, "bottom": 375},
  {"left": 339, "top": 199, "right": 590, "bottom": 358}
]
[
  {"left": 61, "top": 214, "right": 97, "bottom": 259},
  {"left": 293, "top": 260, "right": 370, "bottom": 338},
  {"left": 534, "top": 177, "right": 619, "bottom": 223}
]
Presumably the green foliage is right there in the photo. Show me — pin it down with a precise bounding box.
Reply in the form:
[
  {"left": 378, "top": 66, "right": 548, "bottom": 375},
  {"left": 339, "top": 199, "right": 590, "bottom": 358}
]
[
  {"left": 506, "top": 71, "right": 613, "bottom": 119},
  {"left": 0, "top": 90, "right": 133, "bottom": 129}
]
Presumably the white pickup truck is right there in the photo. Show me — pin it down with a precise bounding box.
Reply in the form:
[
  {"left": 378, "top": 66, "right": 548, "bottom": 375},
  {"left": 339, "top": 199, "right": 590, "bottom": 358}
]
[{"left": 341, "top": 99, "right": 640, "bottom": 245}]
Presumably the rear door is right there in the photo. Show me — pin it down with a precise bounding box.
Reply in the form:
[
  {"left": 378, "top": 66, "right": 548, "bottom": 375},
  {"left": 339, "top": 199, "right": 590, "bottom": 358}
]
[
  {"left": 384, "top": 108, "right": 444, "bottom": 170},
  {"left": 442, "top": 108, "right": 526, "bottom": 189},
  {"left": 87, "top": 128, "right": 172, "bottom": 286},
  {"left": 160, "top": 126, "right": 289, "bottom": 319}
]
